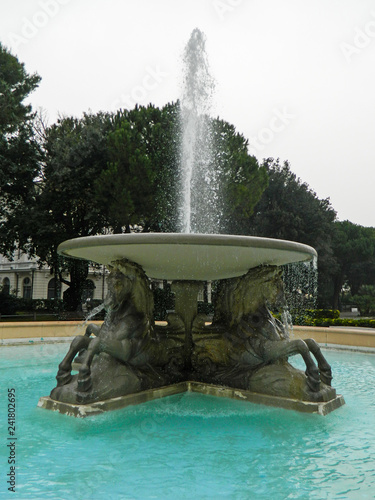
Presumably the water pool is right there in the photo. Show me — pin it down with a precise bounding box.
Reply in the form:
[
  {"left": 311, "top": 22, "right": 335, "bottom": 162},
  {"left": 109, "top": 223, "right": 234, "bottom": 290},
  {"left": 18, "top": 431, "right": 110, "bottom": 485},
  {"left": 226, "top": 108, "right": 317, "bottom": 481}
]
[{"left": 1, "top": 343, "right": 375, "bottom": 499}]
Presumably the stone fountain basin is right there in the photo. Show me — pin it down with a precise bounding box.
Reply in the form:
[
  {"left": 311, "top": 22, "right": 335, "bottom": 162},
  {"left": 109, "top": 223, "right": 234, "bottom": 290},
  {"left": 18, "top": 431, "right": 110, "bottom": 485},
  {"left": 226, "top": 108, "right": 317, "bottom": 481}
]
[{"left": 57, "top": 233, "right": 317, "bottom": 281}]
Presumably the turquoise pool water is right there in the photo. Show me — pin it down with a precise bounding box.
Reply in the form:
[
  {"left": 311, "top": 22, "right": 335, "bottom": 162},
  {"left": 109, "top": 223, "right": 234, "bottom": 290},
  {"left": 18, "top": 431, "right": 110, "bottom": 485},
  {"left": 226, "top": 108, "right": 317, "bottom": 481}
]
[{"left": 1, "top": 343, "right": 375, "bottom": 499}]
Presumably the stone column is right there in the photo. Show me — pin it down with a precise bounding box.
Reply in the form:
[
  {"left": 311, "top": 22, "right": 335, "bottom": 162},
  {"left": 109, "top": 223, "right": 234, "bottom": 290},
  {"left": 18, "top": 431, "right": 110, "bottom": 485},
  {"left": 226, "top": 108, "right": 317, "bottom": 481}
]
[{"left": 171, "top": 281, "right": 203, "bottom": 368}]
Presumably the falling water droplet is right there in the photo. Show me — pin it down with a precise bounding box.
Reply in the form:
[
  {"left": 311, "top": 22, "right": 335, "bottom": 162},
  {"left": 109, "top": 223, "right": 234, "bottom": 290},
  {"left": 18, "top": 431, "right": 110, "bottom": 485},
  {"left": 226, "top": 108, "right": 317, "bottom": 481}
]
[{"left": 283, "top": 259, "right": 318, "bottom": 323}]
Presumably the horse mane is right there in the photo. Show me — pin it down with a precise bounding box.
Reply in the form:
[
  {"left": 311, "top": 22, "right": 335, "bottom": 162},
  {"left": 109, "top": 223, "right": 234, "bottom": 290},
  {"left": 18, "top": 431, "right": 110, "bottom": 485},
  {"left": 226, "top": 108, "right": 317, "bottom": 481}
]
[
  {"left": 213, "top": 265, "right": 284, "bottom": 327},
  {"left": 108, "top": 258, "right": 154, "bottom": 319}
]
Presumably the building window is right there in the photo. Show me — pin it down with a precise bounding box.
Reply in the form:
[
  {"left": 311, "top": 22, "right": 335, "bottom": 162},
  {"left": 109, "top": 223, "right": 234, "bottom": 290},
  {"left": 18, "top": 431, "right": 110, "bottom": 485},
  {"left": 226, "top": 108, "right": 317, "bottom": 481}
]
[
  {"left": 47, "top": 278, "right": 61, "bottom": 300},
  {"left": 2, "top": 277, "right": 10, "bottom": 295},
  {"left": 23, "top": 277, "right": 32, "bottom": 299}
]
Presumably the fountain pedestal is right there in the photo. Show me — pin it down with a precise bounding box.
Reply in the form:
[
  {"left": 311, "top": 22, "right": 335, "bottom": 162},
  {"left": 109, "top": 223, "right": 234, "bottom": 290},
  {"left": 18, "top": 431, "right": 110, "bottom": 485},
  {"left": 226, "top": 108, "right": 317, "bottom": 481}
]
[
  {"left": 39, "top": 233, "right": 345, "bottom": 416},
  {"left": 171, "top": 281, "right": 203, "bottom": 367}
]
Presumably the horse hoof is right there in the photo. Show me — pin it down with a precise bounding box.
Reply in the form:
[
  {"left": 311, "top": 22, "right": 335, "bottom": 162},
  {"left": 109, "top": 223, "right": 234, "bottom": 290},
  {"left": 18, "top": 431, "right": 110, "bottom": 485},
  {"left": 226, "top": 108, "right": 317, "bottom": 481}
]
[
  {"left": 320, "top": 370, "right": 332, "bottom": 386},
  {"left": 306, "top": 378, "right": 320, "bottom": 392},
  {"left": 77, "top": 370, "right": 92, "bottom": 392},
  {"left": 76, "top": 391, "right": 92, "bottom": 404},
  {"left": 56, "top": 370, "right": 72, "bottom": 387},
  {"left": 305, "top": 369, "right": 320, "bottom": 392},
  {"left": 77, "top": 378, "right": 92, "bottom": 393}
]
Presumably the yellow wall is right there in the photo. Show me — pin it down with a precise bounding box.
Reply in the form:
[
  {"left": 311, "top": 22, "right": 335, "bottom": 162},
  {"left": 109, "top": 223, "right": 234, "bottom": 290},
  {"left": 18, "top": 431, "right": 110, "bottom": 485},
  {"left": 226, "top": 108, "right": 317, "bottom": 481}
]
[
  {"left": 0, "top": 322, "right": 375, "bottom": 348},
  {"left": 293, "top": 325, "right": 375, "bottom": 348},
  {"left": 0, "top": 321, "right": 102, "bottom": 340}
]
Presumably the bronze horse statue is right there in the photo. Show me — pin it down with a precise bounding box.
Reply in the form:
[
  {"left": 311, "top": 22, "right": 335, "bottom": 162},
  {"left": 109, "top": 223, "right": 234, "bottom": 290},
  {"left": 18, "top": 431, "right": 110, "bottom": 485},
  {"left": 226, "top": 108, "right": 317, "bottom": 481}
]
[
  {"left": 51, "top": 260, "right": 169, "bottom": 404},
  {"left": 192, "top": 266, "right": 334, "bottom": 401},
  {"left": 51, "top": 262, "right": 335, "bottom": 406}
]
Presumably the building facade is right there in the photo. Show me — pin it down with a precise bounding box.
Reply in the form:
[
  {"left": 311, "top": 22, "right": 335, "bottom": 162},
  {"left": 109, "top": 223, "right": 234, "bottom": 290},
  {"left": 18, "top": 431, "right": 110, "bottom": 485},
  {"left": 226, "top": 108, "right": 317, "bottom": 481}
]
[{"left": 0, "top": 251, "right": 108, "bottom": 302}]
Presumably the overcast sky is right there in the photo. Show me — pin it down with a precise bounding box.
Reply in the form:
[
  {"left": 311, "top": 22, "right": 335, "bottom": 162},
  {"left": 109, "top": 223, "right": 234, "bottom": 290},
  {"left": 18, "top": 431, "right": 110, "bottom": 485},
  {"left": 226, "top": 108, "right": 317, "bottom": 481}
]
[{"left": 1, "top": 0, "right": 375, "bottom": 227}]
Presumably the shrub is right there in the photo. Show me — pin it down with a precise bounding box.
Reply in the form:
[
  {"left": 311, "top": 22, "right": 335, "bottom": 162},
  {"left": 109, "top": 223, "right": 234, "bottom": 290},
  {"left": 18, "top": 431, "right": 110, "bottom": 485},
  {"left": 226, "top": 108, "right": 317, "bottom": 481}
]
[
  {"left": 0, "top": 292, "right": 18, "bottom": 315},
  {"left": 294, "top": 316, "right": 375, "bottom": 328},
  {"left": 0, "top": 294, "right": 65, "bottom": 318},
  {"left": 305, "top": 309, "right": 340, "bottom": 319},
  {"left": 351, "top": 285, "right": 375, "bottom": 316}
]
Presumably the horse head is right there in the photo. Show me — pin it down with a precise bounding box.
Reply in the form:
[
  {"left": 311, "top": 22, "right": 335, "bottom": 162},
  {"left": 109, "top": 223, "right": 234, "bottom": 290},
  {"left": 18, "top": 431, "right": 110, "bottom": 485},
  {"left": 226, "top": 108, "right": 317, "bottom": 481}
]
[{"left": 105, "top": 259, "right": 154, "bottom": 319}]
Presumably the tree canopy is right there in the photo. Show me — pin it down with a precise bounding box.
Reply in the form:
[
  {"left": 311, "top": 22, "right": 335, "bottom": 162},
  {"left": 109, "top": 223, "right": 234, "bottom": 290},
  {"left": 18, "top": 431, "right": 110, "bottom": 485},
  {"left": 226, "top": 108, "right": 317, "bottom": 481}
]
[
  {"left": 207, "top": 117, "right": 268, "bottom": 234},
  {"left": 1, "top": 43, "right": 375, "bottom": 313},
  {"left": 0, "top": 43, "right": 41, "bottom": 258},
  {"left": 95, "top": 103, "right": 180, "bottom": 233},
  {"left": 329, "top": 221, "right": 375, "bottom": 309},
  {"left": 246, "top": 158, "right": 338, "bottom": 306},
  {"left": 2, "top": 100, "right": 268, "bottom": 309},
  {"left": 0, "top": 43, "right": 40, "bottom": 134}
]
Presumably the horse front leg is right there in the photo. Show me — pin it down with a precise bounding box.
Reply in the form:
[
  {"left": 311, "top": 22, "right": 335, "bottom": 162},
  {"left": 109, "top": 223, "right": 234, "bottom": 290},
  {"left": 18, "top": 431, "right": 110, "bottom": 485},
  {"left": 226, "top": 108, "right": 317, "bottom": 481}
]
[
  {"left": 56, "top": 336, "right": 91, "bottom": 387},
  {"left": 76, "top": 336, "right": 135, "bottom": 395},
  {"left": 75, "top": 323, "right": 102, "bottom": 363},
  {"left": 77, "top": 337, "right": 102, "bottom": 393},
  {"left": 304, "top": 339, "right": 332, "bottom": 386},
  {"left": 264, "top": 339, "right": 321, "bottom": 392}
]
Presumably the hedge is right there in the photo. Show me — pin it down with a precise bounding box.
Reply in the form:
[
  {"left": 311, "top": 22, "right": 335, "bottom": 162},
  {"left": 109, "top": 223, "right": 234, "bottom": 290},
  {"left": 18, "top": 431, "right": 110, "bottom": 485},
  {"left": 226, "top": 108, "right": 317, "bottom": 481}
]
[{"left": 294, "top": 315, "right": 375, "bottom": 328}]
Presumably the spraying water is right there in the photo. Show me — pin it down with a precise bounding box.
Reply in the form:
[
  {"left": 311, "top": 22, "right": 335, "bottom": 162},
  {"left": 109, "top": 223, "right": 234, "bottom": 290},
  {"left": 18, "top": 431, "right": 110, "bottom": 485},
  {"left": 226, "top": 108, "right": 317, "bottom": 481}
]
[
  {"left": 82, "top": 302, "right": 105, "bottom": 329},
  {"left": 283, "top": 257, "right": 318, "bottom": 324},
  {"left": 178, "top": 28, "right": 219, "bottom": 234}
]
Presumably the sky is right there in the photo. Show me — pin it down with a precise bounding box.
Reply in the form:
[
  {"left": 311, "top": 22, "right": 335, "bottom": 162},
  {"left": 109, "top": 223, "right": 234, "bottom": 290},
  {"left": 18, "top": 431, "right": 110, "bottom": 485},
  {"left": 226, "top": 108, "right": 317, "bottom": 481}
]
[{"left": 1, "top": 0, "right": 375, "bottom": 227}]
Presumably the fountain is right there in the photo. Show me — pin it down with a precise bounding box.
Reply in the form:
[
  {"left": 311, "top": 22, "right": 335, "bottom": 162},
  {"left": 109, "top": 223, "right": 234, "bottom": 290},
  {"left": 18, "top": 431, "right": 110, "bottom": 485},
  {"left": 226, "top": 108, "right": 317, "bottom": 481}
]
[
  {"left": 38, "top": 233, "right": 344, "bottom": 416},
  {"left": 38, "top": 30, "right": 344, "bottom": 417}
]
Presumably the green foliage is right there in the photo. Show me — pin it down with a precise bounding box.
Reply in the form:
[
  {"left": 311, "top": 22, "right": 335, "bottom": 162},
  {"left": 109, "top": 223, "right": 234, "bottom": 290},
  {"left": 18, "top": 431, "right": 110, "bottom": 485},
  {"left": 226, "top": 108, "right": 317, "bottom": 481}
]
[
  {"left": 330, "top": 221, "right": 375, "bottom": 309},
  {"left": 95, "top": 103, "right": 267, "bottom": 234},
  {"left": 0, "top": 290, "right": 18, "bottom": 315},
  {"left": 305, "top": 309, "right": 340, "bottom": 319},
  {"left": 0, "top": 43, "right": 42, "bottom": 258},
  {"left": 294, "top": 317, "right": 375, "bottom": 328},
  {"left": 0, "top": 290, "right": 63, "bottom": 316},
  {"left": 247, "top": 158, "right": 336, "bottom": 244},
  {"left": 35, "top": 112, "right": 113, "bottom": 251},
  {"left": 95, "top": 103, "right": 180, "bottom": 232},
  {"left": 293, "top": 306, "right": 375, "bottom": 327},
  {"left": 351, "top": 285, "right": 375, "bottom": 316},
  {"left": 0, "top": 43, "right": 40, "bottom": 133},
  {"left": 24, "top": 112, "right": 114, "bottom": 310},
  {"left": 247, "top": 158, "right": 337, "bottom": 307},
  {"left": 209, "top": 118, "right": 268, "bottom": 233}
]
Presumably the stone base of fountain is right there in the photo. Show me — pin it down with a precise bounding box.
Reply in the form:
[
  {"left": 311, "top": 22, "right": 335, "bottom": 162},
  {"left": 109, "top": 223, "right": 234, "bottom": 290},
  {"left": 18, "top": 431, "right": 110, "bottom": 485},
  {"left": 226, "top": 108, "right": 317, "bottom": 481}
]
[{"left": 38, "top": 381, "right": 345, "bottom": 418}]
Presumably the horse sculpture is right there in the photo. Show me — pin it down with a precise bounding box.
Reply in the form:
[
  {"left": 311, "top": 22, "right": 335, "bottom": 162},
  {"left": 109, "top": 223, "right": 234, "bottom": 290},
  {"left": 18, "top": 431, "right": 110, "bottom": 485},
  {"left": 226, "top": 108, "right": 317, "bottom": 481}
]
[
  {"left": 192, "top": 266, "right": 335, "bottom": 402},
  {"left": 50, "top": 259, "right": 173, "bottom": 404},
  {"left": 51, "top": 261, "right": 336, "bottom": 406}
]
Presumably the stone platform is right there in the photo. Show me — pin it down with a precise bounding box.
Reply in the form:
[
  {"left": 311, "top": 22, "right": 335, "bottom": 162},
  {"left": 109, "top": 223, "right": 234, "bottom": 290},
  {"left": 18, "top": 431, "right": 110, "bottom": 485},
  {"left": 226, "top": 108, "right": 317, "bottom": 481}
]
[{"left": 38, "top": 381, "right": 345, "bottom": 418}]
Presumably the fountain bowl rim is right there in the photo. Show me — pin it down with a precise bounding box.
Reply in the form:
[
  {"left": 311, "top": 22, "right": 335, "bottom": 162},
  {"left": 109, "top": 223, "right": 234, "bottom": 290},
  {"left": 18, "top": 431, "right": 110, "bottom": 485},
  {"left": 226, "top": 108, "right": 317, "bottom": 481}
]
[{"left": 57, "top": 233, "right": 317, "bottom": 281}]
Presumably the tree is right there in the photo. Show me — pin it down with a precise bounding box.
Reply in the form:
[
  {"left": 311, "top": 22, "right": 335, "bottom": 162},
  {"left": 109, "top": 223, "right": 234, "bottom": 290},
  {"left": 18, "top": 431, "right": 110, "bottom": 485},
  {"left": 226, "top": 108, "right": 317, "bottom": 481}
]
[
  {"left": 204, "top": 117, "right": 268, "bottom": 234},
  {"left": 0, "top": 43, "right": 40, "bottom": 133},
  {"left": 330, "top": 221, "right": 375, "bottom": 310},
  {"left": 3, "top": 101, "right": 271, "bottom": 309},
  {"left": 27, "top": 112, "right": 114, "bottom": 310},
  {"left": 95, "top": 103, "right": 180, "bottom": 233},
  {"left": 351, "top": 285, "right": 375, "bottom": 316},
  {"left": 0, "top": 43, "right": 41, "bottom": 258},
  {"left": 246, "top": 158, "right": 337, "bottom": 306},
  {"left": 96, "top": 102, "right": 268, "bottom": 234}
]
